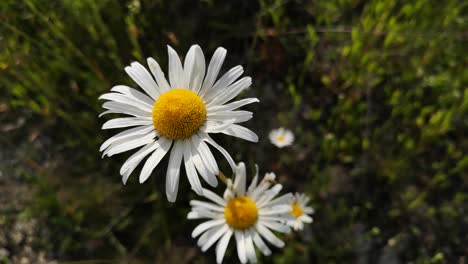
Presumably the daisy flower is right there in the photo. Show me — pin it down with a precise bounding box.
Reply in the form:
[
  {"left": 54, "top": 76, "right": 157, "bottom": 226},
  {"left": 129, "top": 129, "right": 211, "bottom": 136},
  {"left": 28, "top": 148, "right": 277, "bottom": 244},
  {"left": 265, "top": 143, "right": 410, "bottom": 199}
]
[
  {"left": 268, "top": 127, "right": 294, "bottom": 148},
  {"left": 99, "top": 45, "right": 259, "bottom": 202},
  {"left": 187, "top": 162, "right": 293, "bottom": 263},
  {"left": 286, "top": 193, "right": 314, "bottom": 231}
]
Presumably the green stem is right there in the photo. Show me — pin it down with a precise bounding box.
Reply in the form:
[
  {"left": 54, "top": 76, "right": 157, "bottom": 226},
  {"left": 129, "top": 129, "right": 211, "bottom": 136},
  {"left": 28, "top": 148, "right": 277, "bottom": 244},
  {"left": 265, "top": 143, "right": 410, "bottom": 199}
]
[{"left": 217, "top": 171, "right": 230, "bottom": 185}]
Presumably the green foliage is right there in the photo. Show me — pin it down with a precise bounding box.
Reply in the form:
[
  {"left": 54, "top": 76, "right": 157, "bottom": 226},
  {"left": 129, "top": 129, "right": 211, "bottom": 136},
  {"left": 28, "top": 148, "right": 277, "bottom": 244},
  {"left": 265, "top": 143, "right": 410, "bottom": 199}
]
[{"left": 1, "top": 0, "right": 467, "bottom": 263}]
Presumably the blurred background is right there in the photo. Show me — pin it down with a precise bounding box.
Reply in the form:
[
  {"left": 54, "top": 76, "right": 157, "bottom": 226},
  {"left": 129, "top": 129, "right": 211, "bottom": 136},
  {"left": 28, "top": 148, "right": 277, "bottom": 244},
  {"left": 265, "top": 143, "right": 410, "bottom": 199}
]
[{"left": 1, "top": 0, "right": 467, "bottom": 263}]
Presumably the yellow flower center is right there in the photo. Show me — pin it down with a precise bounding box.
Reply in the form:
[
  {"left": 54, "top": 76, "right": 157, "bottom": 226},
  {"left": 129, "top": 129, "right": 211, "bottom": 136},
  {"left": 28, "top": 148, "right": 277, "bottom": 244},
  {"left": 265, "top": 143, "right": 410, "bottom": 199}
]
[
  {"left": 289, "top": 203, "right": 303, "bottom": 218},
  {"left": 277, "top": 135, "right": 285, "bottom": 142},
  {"left": 152, "top": 89, "right": 206, "bottom": 140},
  {"left": 224, "top": 196, "right": 258, "bottom": 229}
]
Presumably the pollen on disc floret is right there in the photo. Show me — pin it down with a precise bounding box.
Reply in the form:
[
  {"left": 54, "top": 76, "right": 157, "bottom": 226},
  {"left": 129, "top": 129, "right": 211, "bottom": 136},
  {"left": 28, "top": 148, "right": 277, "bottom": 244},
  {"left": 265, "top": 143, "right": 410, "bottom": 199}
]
[
  {"left": 224, "top": 196, "right": 258, "bottom": 229},
  {"left": 152, "top": 89, "right": 207, "bottom": 140},
  {"left": 290, "top": 203, "right": 303, "bottom": 218}
]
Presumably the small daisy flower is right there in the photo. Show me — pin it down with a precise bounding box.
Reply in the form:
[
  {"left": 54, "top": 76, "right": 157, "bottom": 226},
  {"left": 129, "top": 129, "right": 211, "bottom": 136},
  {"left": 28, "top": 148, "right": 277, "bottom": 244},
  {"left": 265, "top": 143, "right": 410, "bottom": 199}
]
[
  {"left": 99, "top": 45, "right": 259, "bottom": 202},
  {"left": 188, "top": 162, "right": 294, "bottom": 264},
  {"left": 268, "top": 128, "right": 294, "bottom": 148},
  {"left": 286, "top": 193, "right": 314, "bottom": 231}
]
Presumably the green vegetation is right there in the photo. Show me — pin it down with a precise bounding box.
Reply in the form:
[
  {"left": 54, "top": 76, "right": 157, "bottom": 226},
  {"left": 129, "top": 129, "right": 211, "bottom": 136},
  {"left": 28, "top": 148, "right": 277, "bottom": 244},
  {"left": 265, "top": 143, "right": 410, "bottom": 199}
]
[{"left": 1, "top": 0, "right": 467, "bottom": 263}]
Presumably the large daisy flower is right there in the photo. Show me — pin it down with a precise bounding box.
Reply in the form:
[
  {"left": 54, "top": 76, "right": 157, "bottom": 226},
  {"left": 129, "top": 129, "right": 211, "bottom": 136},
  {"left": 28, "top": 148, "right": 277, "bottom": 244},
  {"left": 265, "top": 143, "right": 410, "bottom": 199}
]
[
  {"left": 286, "top": 193, "right": 314, "bottom": 231},
  {"left": 187, "top": 162, "right": 293, "bottom": 263},
  {"left": 99, "top": 45, "right": 259, "bottom": 202}
]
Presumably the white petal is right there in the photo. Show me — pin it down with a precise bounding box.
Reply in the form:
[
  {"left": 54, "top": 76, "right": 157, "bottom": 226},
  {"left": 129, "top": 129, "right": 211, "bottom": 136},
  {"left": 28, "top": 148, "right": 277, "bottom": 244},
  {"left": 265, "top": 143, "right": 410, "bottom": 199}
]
[
  {"left": 268, "top": 130, "right": 280, "bottom": 142},
  {"left": 99, "top": 93, "right": 153, "bottom": 111},
  {"left": 197, "top": 224, "right": 218, "bottom": 247},
  {"left": 201, "top": 224, "right": 229, "bottom": 252},
  {"left": 120, "top": 142, "right": 159, "bottom": 184},
  {"left": 303, "top": 206, "right": 315, "bottom": 214},
  {"left": 300, "top": 194, "right": 311, "bottom": 205},
  {"left": 201, "top": 188, "right": 226, "bottom": 206},
  {"left": 244, "top": 231, "right": 257, "bottom": 263},
  {"left": 259, "top": 205, "right": 292, "bottom": 216},
  {"left": 197, "top": 224, "right": 225, "bottom": 248},
  {"left": 249, "top": 182, "right": 273, "bottom": 202},
  {"left": 165, "top": 140, "right": 184, "bottom": 202},
  {"left": 233, "top": 162, "right": 246, "bottom": 196},
  {"left": 192, "top": 133, "right": 219, "bottom": 175},
  {"left": 249, "top": 174, "right": 277, "bottom": 201},
  {"left": 204, "top": 65, "right": 243, "bottom": 101},
  {"left": 103, "top": 132, "right": 155, "bottom": 157},
  {"left": 255, "top": 223, "right": 284, "bottom": 248},
  {"left": 207, "top": 112, "right": 253, "bottom": 124},
  {"left": 300, "top": 215, "right": 313, "bottom": 223},
  {"left": 187, "top": 210, "right": 220, "bottom": 220},
  {"left": 183, "top": 140, "right": 203, "bottom": 195},
  {"left": 98, "top": 110, "right": 116, "bottom": 117},
  {"left": 184, "top": 45, "right": 205, "bottom": 94},
  {"left": 167, "top": 45, "right": 185, "bottom": 89},
  {"left": 201, "top": 120, "right": 236, "bottom": 133},
  {"left": 190, "top": 200, "right": 225, "bottom": 212},
  {"left": 266, "top": 193, "right": 294, "bottom": 207},
  {"left": 284, "top": 131, "right": 294, "bottom": 141},
  {"left": 147, "top": 57, "right": 171, "bottom": 93},
  {"left": 295, "top": 221, "right": 304, "bottom": 231},
  {"left": 102, "top": 117, "right": 152, "bottom": 129},
  {"left": 222, "top": 124, "right": 258, "bottom": 142},
  {"left": 260, "top": 215, "right": 294, "bottom": 223},
  {"left": 246, "top": 165, "right": 259, "bottom": 195},
  {"left": 139, "top": 138, "right": 172, "bottom": 183},
  {"left": 264, "top": 172, "right": 276, "bottom": 181},
  {"left": 124, "top": 62, "right": 159, "bottom": 100},
  {"left": 183, "top": 46, "right": 196, "bottom": 89},
  {"left": 207, "top": 110, "right": 252, "bottom": 122},
  {"left": 187, "top": 211, "right": 202, "bottom": 220},
  {"left": 223, "top": 181, "right": 234, "bottom": 201},
  {"left": 191, "top": 206, "right": 224, "bottom": 218},
  {"left": 232, "top": 112, "right": 254, "bottom": 123},
  {"left": 252, "top": 231, "right": 271, "bottom": 256},
  {"left": 216, "top": 228, "right": 233, "bottom": 264},
  {"left": 111, "top": 85, "right": 155, "bottom": 106},
  {"left": 122, "top": 166, "right": 136, "bottom": 185},
  {"left": 256, "top": 184, "right": 283, "bottom": 207},
  {"left": 100, "top": 125, "right": 153, "bottom": 152},
  {"left": 200, "top": 47, "right": 226, "bottom": 96},
  {"left": 261, "top": 221, "right": 290, "bottom": 233},
  {"left": 207, "top": 77, "right": 252, "bottom": 107},
  {"left": 192, "top": 218, "right": 225, "bottom": 238},
  {"left": 130, "top": 62, "right": 161, "bottom": 97},
  {"left": 234, "top": 230, "right": 247, "bottom": 264},
  {"left": 189, "top": 139, "right": 217, "bottom": 187},
  {"left": 207, "top": 97, "right": 259, "bottom": 113},
  {"left": 200, "top": 132, "right": 236, "bottom": 173},
  {"left": 101, "top": 101, "right": 150, "bottom": 117}
]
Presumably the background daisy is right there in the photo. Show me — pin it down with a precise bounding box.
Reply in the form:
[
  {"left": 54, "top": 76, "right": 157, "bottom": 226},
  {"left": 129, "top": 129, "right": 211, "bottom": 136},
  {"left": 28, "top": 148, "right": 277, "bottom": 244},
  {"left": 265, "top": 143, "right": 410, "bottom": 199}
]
[
  {"left": 269, "top": 128, "right": 294, "bottom": 148},
  {"left": 188, "top": 162, "right": 293, "bottom": 263},
  {"left": 286, "top": 193, "right": 314, "bottom": 231},
  {"left": 99, "top": 45, "right": 259, "bottom": 202}
]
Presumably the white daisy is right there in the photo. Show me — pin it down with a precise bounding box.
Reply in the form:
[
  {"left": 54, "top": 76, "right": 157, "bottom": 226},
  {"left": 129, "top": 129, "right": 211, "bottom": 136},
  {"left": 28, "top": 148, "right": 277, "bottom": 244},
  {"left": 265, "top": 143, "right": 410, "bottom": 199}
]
[
  {"left": 286, "top": 193, "right": 314, "bottom": 231},
  {"left": 268, "top": 128, "right": 294, "bottom": 148},
  {"left": 99, "top": 45, "right": 259, "bottom": 202},
  {"left": 187, "top": 162, "right": 294, "bottom": 263}
]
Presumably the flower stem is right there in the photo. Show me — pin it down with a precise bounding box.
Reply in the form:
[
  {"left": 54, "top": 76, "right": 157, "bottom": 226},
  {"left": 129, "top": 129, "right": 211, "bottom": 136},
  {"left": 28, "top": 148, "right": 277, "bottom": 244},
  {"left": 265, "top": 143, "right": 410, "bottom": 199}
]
[{"left": 217, "top": 171, "right": 229, "bottom": 185}]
